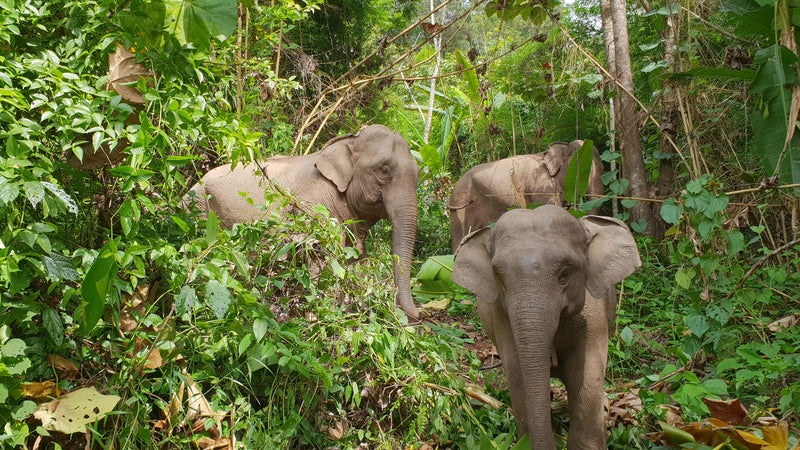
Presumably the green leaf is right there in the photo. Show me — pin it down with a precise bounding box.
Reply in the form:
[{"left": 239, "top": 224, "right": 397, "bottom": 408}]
[
  {"left": 43, "top": 254, "right": 80, "bottom": 282},
  {"left": 1, "top": 338, "right": 26, "bottom": 357},
  {"left": 205, "top": 280, "right": 231, "bottom": 319},
  {"left": 23, "top": 181, "right": 45, "bottom": 208},
  {"left": 166, "top": 0, "right": 238, "bottom": 51},
  {"left": 43, "top": 308, "right": 64, "bottom": 347},
  {"left": 675, "top": 267, "right": 695, "bottom": 289},
  {"left": 81, "top": 242, "right": 118, "bottom": 331},
  {"left": 686, "top": 314, "right": 710, "bottom": 337},
  {"left": 620, "top": 326, "right": 634, "bottom": 345},
  {"left": 416, "top": 255, "right": 454, "bottom": 282},
  {"left": 716, "top": 357, "right": 741, "bottom": 374},
  {"left": 660, "top": 197, "right": 683, "bottom": 225},
  {"left": 0, "top": 177, "right": 20, "bottom": 204},
  {"left": 253, "top": 317, "right": 271, "bottom": 342},
  {"left": 563, "top": 140, "right": 594, "bottom": 205},
  {"left": 175, "top": 285, "right": 197, "bottom": 317}
]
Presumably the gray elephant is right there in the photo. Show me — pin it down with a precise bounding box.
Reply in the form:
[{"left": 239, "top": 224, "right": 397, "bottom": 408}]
[
  {"left": 182, "top": 124, "right": 420, "bottom": 319},
  {"left": 449, "top": 140, "right": 604, "bottom": 250},
  {"left": 452, "top": 205, "right": 640, "bottom": 449}
]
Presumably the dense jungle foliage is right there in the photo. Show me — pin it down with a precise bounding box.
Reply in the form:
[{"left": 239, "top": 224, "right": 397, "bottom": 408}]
[{"left": 0, "top": 0, "right": 798, "bottom": 448}]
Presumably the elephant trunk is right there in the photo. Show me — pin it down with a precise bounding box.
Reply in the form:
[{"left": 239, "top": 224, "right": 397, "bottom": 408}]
[
  {"left": 388, "top": 193, "right": 419, "bottom": 320},
  {"left": 508, "top": 286, "right": 560, "bottom": 450}
]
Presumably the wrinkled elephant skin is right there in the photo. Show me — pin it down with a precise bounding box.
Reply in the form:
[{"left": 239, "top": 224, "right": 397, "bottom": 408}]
[
  {"left": 448, "top": 140, "right": 604, "bottom": 251},
  {"left": 452, "top": 205, "right": 640, "bottom": 449},
  {"left": 182, "top": 124, "right": 420, "bottom": 319}
]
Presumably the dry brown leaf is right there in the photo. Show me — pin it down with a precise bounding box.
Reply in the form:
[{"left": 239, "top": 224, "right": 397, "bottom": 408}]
[
  {"left": 21, "top": 381, "right": 59, "bottom": 400},
  {"left": 758, "top": 418, "right": 789, "bottom": 449},
  {"left": 327, "top": 420, "right": 349, "bottom": 440},
  {"left": 465, "top": 384, "right": 504, "bottom": 409},
  {"left": 143, "top": 348, "right": 163, "bottom": 370},
  {"left": 119, "top": 285, "right": 149, "bottom": 333},
  {"left": 421, "top": 298, "right": 451, "bottom": 311},
  {"left": 47, "top": 355, "right": 79, "bottom": 379},
  {"left": 767, "top": 314, "right": 799, "bottom": 333},
  {"left": 607, "top": 390, "right": 642, "bottom": 427},
  {"left": 703, "top": 397, "right": 751, "bottom": 426},
  {"left": 661, "top": 404, "right": 685, "bottom": 427},
  {"left": 107, "top": 45, "right": 154, "bottom": 105}
]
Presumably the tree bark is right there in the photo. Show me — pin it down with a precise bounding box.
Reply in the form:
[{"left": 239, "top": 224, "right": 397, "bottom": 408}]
[{"left": 606, "top": 0, "right": 659, "bottom": 235}]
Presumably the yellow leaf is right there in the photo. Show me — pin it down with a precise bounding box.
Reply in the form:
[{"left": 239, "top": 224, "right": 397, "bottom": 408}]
[
  {"left": 33, "top": 387, "right": 120, "bottom": 434},
  {"left": 21, "top": 381, "right": 58, "bottom": 399},
  {"left": 421, "top": 298, "right": 451, "bottom": 311}
]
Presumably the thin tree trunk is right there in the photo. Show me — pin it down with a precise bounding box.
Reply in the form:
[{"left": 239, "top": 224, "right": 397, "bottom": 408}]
[
  {"left": 654, "top": 1, "right": 680, "bottom": 239},
  {"left": 424, "top": 0, "right": 442, "bottom": 144},
  {"left": 608, "top": 0, "right": 658, "bottom": 235}
]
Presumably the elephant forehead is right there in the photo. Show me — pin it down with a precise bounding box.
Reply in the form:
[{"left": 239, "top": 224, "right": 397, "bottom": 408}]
[{"left": 494, "top": 207, "right": 587, "bottom": 243}]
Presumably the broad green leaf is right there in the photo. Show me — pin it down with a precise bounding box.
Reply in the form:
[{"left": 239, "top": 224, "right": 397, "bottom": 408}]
[
  {"left": 253, "top": 317, "right": 271, "bottom": 342},
  {"left": 418, "top": 143, "right": 443, "bottom": 174},
  {"left": 42, "top": 308, "right": 64, "bottom": 347},
  {"left": 686, "top": 314, "right": 710, "bottom": 337},
  {"left": 205, "top": 280, "right": 231, "bottom": 319},
  {"left": 23, "top": 181, "right": 44, "bottom": 208},
  {"left": 166, "top": 0, "right": 237, "bottom": 51},
  {"left": 620, "top": 326, "right": 634, "bottom": 345},
  {"left": 175, "top": 285, "right": 197, "bottom": 316},
  {"left": 81, "top": 242, "right": 118, "bottom": 331},
  {"left": 43, "top": 254, "right": 80, "bottom": 282},
  {"left": 1, "top": 338, "right": 26, "bottom": 357},
  {"left": 675, "top": 267, "right": 695, "bottom": 289},
  {"left": 416, "top": 255, "right": 454, "bottom": 281},
  {"left": 0, "top": 177, "right": 20, "bottom": 204},
  {"left": 564, "top": 140, "right": 594, "bottom": 206},
  {"left": 660, "top": 197, "right": 683, "bottom": 225}
]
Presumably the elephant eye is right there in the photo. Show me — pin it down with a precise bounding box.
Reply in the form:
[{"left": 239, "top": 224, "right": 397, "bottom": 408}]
[
  {"left": 380, "top": 164, "right": 390, "bottom": 175},
  {"left": 557, "top": 266, "right": 570, "bottom": 285}
]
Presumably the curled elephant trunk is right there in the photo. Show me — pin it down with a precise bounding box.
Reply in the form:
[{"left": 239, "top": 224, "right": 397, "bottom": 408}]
[{"left": 388, "top": 195, "right": 419, "bottom": 320}]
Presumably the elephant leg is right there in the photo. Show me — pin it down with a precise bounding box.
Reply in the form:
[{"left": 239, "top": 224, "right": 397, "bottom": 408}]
[{"left": 555, "top": 305, "right": 609, "bottom": 449}]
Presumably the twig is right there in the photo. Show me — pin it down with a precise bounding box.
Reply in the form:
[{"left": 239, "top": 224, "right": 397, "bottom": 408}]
[{"left": 726, "top": 236, "right": 800, "bottom": 299}]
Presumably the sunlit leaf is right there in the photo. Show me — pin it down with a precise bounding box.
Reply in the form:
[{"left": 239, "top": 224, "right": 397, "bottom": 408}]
[
  {"left": 33, "top": 387, "right": 120, "bottom": 434},
  {"left": 205, "top": 280, "right": 231, "bottom": 319}
]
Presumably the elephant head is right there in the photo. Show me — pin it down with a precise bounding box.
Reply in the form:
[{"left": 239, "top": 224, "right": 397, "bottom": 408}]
[
  {"left": 182, "top": 124, "right": 421, "bottom": 320},
  {"left": 314, "top": 124, "right": 421, "bottom": 318},
  {"left": 452, "top": 205, "right": 640, "bottom": 449},
  {"left": 542, "top": 140, "right": 605, "bottom": 205}
]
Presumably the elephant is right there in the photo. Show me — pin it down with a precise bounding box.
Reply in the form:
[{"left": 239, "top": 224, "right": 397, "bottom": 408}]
[
  {"left": 448, "top": 140, "right": 604, "bottom": 251},
  {"left": 181, "top": 124, "right": 420, "bottom": 319},
  {"left": 451, "top": 205, "right": 640, "bottom": 449}
]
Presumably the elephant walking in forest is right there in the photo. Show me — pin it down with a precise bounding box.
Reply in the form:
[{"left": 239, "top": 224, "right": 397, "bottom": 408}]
[
  {"left": 182, "top": 124, "right": 420, "bottom": 319},
  {"left": 452, "top": 205, "right": 640, "bottom": 449},
  {"left": 448, "top": 140, "right": 604, "bottom": 250}
]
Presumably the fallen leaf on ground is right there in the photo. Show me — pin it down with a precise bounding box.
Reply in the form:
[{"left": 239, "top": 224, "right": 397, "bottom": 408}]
[
  {"left": 21, "top": 381, "right": 59, "bottom": 400},
  {"left": 465, "top": 384, "right": 504, "bottom": 409},
  {"left": 33, "top": 386, "right": 120, "bottom": 434},
  {"left": 421, "top": 298, "right": 451, "bottom": 311},
  {"left": 703, "top": 397, "right": 750, "bottom": 426},
  {"left": 47, "top": 355, "right": 79, "bottom": 379}
]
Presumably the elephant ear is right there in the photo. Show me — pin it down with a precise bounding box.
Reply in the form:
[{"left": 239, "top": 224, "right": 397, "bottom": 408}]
[
  {"left": 316, "top": 136, "right": 355, "bottom": 193},
  {"left": 543, "top": 140, "right": 582, "bottom": 177},
  {"left": 581, "top": 215, "right": 641, "bottom": 298},
  {"left": 452, "top": 227, "right": 499, "bottom": 304}
]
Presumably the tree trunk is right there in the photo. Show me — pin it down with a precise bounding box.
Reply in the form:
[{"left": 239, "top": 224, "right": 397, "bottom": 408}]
[
  {"left": 424, "top": 0, "right": 442, "bottom": 144},
  {"left": 607, "top": 0, "right": 659, "bottom": 235}
]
